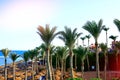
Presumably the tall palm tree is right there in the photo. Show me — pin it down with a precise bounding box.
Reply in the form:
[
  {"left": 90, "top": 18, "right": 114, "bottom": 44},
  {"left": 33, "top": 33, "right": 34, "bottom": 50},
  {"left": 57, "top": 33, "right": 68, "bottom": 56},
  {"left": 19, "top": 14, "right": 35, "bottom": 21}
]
[
  {"left": 56, "top": 46, "right": 68, "bottom": 80},
  {"left": 103, "top": 27, "right": 109, "bottom": 46},
  {"left": 22, "top": 52, "right": 29, "bottom": 80},
  {"left": 113, "top": 19, "right": 120, "bottom": 32},
  {"left": 80, "top": 37, "right": 86, "bottom": 46},
  {"left": 85, "top": 34, "right": 91, "bottom": 71},
  {"left": 1, "top": 48, "right": 10, "bottom": 80},
  {"left": 9, "top": 53, "right": 20, "bottom": 80},
  {"left": 59, "top": 26, "right": 82, "bottom": 78},
  {"left": 99, "top": 43, "right": 108, "bottom": 80},
  {"left": 73, "top": 46, "right": 88, "bottom": 78},
  {"left": 82, "top": 19, "right": 105, "bottom": 78},
  {"left": 109, "top": 35, "right": 118, "bottom": 42},
  {"left": 37, "top": 24, "right": 59, "bottom": 80}
]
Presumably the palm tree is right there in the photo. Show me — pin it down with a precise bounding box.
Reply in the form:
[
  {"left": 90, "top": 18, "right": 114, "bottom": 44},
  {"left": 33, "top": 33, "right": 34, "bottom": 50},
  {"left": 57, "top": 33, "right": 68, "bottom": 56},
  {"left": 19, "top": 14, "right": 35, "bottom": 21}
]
[
  {"left": 99, "top": 43, "right": 108, "bottom": 80},
  {"left": 80, "top": 37, "right": 86, "bottom": 46},
  {"left": 82, "top": 19, "right": 105, "bottom": 78},
  {"left": 59, "top": 26, "right": 82, "bottom": 78},
  {"left": 37, "top": 24, "right": 59, "bottom": 80},
  {"left": 85, "top": 34, "right": 91, "bottom": 71},
  {"left": 103, "top": 27, "right": 109, "bottom": 46},
  {"left": 22, "top": 52, "right": 29, "bottom": 80},
  {"left": 28, "top": 50, "right": 36, "bottom": 80},
  {"left": 1, "top": 48, "right": 10, "bottom": 80},
  {"left": 86, "top": 34, "right": 91, "bottom": 48},
  {"left": 40, "top": 43, "right": 46, "bottom": 66},
  {"left": 49, "top": 45, "right": 56, "bottom": 80},
  {"left": 33, "top": 48, "right": 40, "bottom": 74},
  {"left": 109, "top": 35, "right": 118, "bottom": 42},
  {"left": 113, "top": 19, "right": 120, "bottom": 32},
  {"left": 56, "top": 46, "right": 68, "bottom": 80},
  {"left": 73, "top": 46, "right": 88, "bottom": 78},
  {"left": 9, "top": 53, "right": 20, "bottom": 80}
]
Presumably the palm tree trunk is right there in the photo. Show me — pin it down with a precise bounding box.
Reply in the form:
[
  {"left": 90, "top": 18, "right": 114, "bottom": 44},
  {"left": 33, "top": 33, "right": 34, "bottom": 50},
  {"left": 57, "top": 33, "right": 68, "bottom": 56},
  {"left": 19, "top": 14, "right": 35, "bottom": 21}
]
[
  {"left": 46, "top": 48, "right": 52, "bottom": 80},
  {"left": 104, "top": 53, "right": 107, "bottom": 80},
  {"left": 61, "top": 60, "right": 64, "bottom": 80},
  {"left": 87, "top": 39, "right": 90, "bottom": 71},
  {"left": 32, "top": 61, "right": 34, "bottom": 80},
  {"left": 50, "top": 55, "right": 55, "bottom": 80},
  {"left": 4, "top": 58, "right": 7, "bottom": 80},
  {"left": 56, "top": 55, "right": 57, "bottom": 69},
  {"left": 106, "top": 31, "right": 108, "bottom": 46},
  {"left": 13, "top": 62, "right": 15, "bottom": 80},
  {"left": 36, "top": 56, "right": 39, "bottom": 74},
  {"left": 70, "top": 50, "right": 74, "bottom": 78},
  {"left": 63, "top": 59, "right": 66, "bottom": 74},
  {"left": 95, "top": 41, "right": 100, "bottom": 78},
  {"left": 25, "top": 62, "right": 28, "bottom": 80},
  {"left": 81, "top": 60, "right": 84, "bottom": 78},
  {"left": 63, "top": 59, "right": 66, "bottom": 79},
  {"left": 86, "top": 55, "right": 90, "bottom": 71},
  {"left": 75, "top": 54, "right": 77, "bottom": 70}
]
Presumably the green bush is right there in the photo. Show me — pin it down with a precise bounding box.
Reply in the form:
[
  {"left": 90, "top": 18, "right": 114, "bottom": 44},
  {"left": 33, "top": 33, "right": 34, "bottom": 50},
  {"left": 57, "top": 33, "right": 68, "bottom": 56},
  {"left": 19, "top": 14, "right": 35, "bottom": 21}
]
[
  {"left": 66, "top": 78, "right": 83, "bottom": 80},
  {"left": 90, "top": 78, "right": 102, "bottom": 80}
]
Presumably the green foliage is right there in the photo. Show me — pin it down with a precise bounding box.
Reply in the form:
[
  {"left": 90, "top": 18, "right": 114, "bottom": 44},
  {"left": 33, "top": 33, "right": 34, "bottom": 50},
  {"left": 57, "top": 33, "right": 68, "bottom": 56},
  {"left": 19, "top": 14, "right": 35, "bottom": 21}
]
[
  {"left": 66, "top": 78, "right": 83, "bottom": 80},
  {"left": 90, "top": 78, "right": 102, "bottom": 80},
  {"left": 59, "top": 26, "right": 82, "bottom": 48},
  {"left": 9, "top": 53, "right": 20, "bottom": 62},
  {"left": 1, "top": 48, "right": 11, "bottom": 58},
  {"left": 114, "top": 19, "right": 120, "bottom": 32}
]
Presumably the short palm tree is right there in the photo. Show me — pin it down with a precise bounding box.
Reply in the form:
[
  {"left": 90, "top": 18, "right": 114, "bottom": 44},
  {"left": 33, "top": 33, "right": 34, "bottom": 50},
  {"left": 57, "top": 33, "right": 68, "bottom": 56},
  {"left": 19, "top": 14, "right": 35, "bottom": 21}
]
[
  {"left": 103, "top": 27, "right": 109, "bottom": 46},
  {"left": 114, "top": 19, "right": 120, "bottom": 32},
  {"left": 82, "top": 19, "right": 105, "bottom": 78},
  {"left": 9, "top": 53, "right": 20, "bottom": 80},
  {"left": 59, "top": 26, "right": 82, "bottom": 78},
  {"left": 1, "top": 48, "right": 10, "bottom": 80},
  {"left": 73, "top": 46, "right": 88, "bottom": 78},
  {"left": 80, "top": 37, "right": 86, "bottom": 46},
  {"left": 22, "top": 52, "right": 29, "bottom": 80},
  {"left": 85, "top": 34, "right": 91, "bottom": 48},
  {"left": 109, "top": 35, "right": 118, "bottom": 42},
  {"left": 37, "top": 24, "right": 59, "bottom": 80},
  {"left": 40, "top": 43, "right": 46, "bottom": 66},
  {"left": 99, "top": 43, "right": 108, "bottom": 80},
  {"left": 28, "top": 50, "right": 36, "bottom": 80},
  {"left": 85, "top": 34, "right": 91, "bottom": 70},
  {"left": 56, "top": 46, "right": 68, "bottom": 80}
]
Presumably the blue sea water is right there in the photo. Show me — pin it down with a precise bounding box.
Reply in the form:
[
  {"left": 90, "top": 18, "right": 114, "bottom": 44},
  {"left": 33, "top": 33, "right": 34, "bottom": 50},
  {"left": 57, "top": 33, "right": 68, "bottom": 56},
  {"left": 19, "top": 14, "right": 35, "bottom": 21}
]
[{"left": 0, "top": 50, "right": 27, "bottom": 66}]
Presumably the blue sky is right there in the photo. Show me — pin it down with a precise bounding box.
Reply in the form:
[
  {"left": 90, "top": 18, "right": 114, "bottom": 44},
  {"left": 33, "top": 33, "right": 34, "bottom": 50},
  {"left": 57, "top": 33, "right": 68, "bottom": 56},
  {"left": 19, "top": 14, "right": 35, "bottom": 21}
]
[{"left": 0, "top": 0, "right": 120, "bottom": 50}]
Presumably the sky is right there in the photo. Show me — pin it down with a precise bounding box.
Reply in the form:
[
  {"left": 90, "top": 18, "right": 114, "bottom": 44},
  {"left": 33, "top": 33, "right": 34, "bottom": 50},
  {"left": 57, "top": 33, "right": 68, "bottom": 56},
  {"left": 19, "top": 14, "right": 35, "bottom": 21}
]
[{"left": 0, "top": 0, "right": 120, "bottom": 50}]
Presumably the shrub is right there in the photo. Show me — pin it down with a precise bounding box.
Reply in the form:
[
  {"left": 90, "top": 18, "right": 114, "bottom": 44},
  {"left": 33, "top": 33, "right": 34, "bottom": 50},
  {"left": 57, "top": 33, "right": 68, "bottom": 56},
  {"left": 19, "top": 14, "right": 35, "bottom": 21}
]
[{"left": 66, "top": 78, "right": 83, "bottom": 80}]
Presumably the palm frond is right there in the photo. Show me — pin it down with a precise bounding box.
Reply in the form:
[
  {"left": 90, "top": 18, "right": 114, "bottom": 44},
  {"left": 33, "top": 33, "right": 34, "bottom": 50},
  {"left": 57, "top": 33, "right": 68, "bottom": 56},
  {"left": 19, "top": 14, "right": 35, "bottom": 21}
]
[
  {"left": 9, "top": 53, "right": 20, "bottom": 62},
  {"left": 114, "top": 19, "right": 120, "bottom": 32},
  {"left": 1, "top": 48, "right": 10, "bottom": 58}
]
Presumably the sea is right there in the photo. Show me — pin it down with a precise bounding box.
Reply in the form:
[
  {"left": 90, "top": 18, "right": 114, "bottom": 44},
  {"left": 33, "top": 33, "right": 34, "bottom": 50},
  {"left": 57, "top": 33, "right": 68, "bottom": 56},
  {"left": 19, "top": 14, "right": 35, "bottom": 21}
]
[{"left": 0, "top": 50, "right": 27, "bottom": 66}]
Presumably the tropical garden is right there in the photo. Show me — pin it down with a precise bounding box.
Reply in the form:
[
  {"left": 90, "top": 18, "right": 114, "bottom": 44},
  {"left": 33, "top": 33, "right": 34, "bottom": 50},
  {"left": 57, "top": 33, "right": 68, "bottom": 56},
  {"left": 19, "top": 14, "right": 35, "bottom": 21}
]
[{"left": 0, "top": 19, "right": 120, "bottom": 80}]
